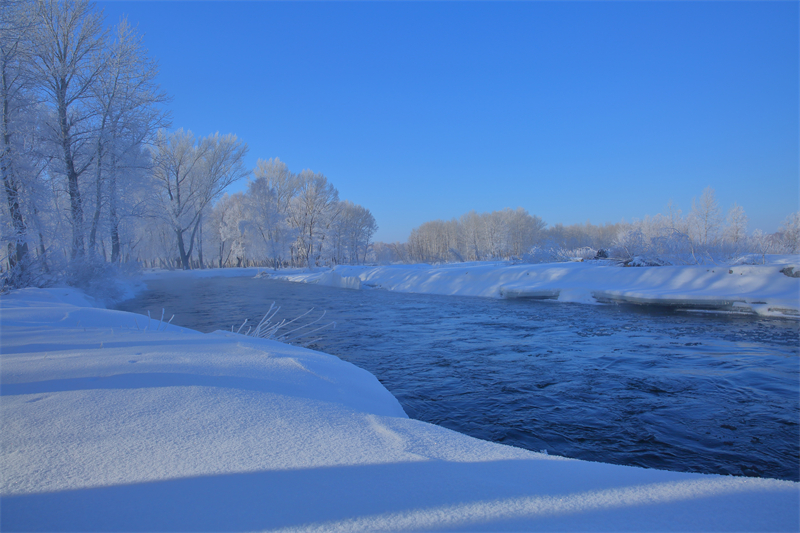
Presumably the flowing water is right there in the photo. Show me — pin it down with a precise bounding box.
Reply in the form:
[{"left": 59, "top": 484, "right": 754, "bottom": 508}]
[{"left": 116, "top": 275, "right": 800, "bottom": 481}]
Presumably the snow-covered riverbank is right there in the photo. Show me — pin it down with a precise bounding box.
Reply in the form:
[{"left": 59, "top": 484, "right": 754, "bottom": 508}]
[
  {"left": 2, "top": 285, "right": 798, "bottom": 531},
  {"left": 270, "top": 257, "right": 800, "bottom": 317}
]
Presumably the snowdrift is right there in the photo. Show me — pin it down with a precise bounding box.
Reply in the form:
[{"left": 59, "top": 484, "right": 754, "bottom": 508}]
[
  {"left": 272, "top": 259, "right": 800, "bottom": 317},
  {"left": 1, "top": 286, "right": 798, "bottom": 532}
]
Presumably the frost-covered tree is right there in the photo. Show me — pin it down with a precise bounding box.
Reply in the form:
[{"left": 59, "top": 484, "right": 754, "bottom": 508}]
[
  {"left": 724, "top": 203, "right": 748, "bottom": 251},
  {"left": 750, "top": 229, "right": 779, "bottom": 264},
  {"left": 779, "top": 212, "right": 800, "bottom": 254},
  {"left": 87, "top": 17, "right": 168, "bottom": 260},
  {"left": 246, "top": 158, "right": 297, "bottom": 268},
  {"left": 407, "top": 218, "right": 461, "bottom": 263},
  {"left": 406, "top": 207, "right": 546, "bottom": 263},
  {"left": 31, "top": 0, "right": 108, "bottom": 258},
  {"left": 151, "top": 129, "right": 248, "bottom": 269},
  {"left": 208, "top": 192, "right": 248, "bottom": 267},
  {"left": 503, "top": 207, "right": 546, "bottom": 257},
  {"left": 329, "top": 200, "right": 377, "bottom": 265},
  {"left": 1, "top": 0, "right": 36, "bottom": 277},
  {"left": 197, "top": 158, "right": 376, "bottom": 269},
  {"left": 459, "top": 210, "right": 484, "bottom": 261},
  {"left": 290, "top": 170, "right": 338, "bottom": 268},
  {"left": 370, "top": 241, "right": 408, "bottom": 264},
  {"left": 688, "top": 186, "right": 722, "bottom": 249}
]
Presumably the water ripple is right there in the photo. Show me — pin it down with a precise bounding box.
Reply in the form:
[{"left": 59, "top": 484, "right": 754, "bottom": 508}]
[{"left": 117, "top": 276, "right": 800, "bottom": 481}]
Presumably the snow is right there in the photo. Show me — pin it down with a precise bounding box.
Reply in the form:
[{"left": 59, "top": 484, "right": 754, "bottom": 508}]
[
  {"left": 1, "top": 283, "right": 798, "bottom": 531},
  {"left": 269, "top": 257, "right": 800, "bottom": 317}
]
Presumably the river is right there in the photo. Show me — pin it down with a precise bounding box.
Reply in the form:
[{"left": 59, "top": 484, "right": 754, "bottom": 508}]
[{"left": 116, "top": 274, "right": 800, "bottom": 481}]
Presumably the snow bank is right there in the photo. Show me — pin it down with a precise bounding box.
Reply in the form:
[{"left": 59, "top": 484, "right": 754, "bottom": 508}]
[
  {"left": 1, "top": 286, "right": 798, "bottom": 531},
  {"left": 270, "top": 259, "right": 800, "bottom": 317}
]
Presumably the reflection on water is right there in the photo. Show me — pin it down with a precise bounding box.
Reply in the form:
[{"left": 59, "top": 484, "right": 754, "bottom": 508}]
[{"left": 117, "top": 275, "right": 800, "bottom": 481}]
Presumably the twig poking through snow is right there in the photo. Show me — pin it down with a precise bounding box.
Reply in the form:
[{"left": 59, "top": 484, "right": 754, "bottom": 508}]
[{"left": 233, "top": 302, "right": 335, "bottom": 348}]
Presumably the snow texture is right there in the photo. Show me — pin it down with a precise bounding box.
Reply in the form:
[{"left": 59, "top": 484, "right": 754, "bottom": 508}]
[
  {"left": 1, "top": 285, "right": 798, "bottom": 532},
  {"left": 271, "top": 257, "right": 800, "bottom": 317}
]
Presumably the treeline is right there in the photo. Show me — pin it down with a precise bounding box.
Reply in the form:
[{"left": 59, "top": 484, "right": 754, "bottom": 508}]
[
  {"left": 407, "top": 208, "right": 547, "bottom": 263},
  {"left": 371, "top": 188, "right": 800, "bottom": 265},
  {"left": 1, "top": 0, "right": 167, "bottom": 287},
  {"left": 1, "top": 0, "right": 376, "bottom": 289},
  {"left": 137, "top": 153, "right": 377, "bottom": 270}
]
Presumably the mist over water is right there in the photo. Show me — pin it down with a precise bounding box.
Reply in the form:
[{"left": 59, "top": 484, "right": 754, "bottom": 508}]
[{"left": 117, "top": 275, "right": 800, "bottom": 481}]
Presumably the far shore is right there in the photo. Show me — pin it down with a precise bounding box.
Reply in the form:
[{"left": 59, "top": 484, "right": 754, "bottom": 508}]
[{"left": 230, "top": 255, "right": 800, "bottom": 318}]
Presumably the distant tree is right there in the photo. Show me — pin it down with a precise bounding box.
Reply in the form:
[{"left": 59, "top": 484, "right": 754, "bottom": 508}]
[
  {"left": 290, "top": 170, "right": 338, "bottom": 268},
  {"left": 484, "top": 212, "right": 505, "bottom": 259},
  {"left": 459, "top": 210, "right": 484, "bottom": 261},
  {"left": 750, "top": 229, "right": 779, "bottom": 264},
  {"left": 724, "top": 203, "right": 748, "bottom": 251},
  {"left": 779, "top": 212, "right": 800, "bottom": 254},
  {"left": 151, "top": 129, "right": 248, "bottom": 269},
  {"left": 209, "top": 192, "right": 247, "bottom": 267},
  {"left": 329, "top": 200, "right": 377, "bottom": 264},
  {"left": 371, "top": 241, "right": 408, "bottom": 264},
  {"left": 247, "top": 158, "right": 297, "bottom": 268},
  {"left": 688, "top": 186, "right": 722, "bottom": 248},
  {"left": 502, "top": 207, "right": 546, "bottom": 257}
]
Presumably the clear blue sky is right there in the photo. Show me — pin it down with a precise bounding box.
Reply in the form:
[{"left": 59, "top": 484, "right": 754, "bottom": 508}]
[{"left": 99, "top": 1, "right": 799, "bottom": 243}]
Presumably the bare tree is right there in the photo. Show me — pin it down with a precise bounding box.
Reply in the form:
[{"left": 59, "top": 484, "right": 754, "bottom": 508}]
[
  {"left": 247, "top": 158, "right": 297, "bottom": 268},
  {"left": 290, "top": 170, "right": 338, "bottom": 268},
  {"left": 724, "top": 202, "right": 748, "bottom": 251},
  {"left": 151, "top": 129, "right": 248, "bottom": 269},
  {"left": 0, "top": 0, "right": 34, "bottom": 275},
  {"left": 688, "top": 186, "right": 722, "bottom": 249},
  {"left": 779, "top": 212, "right": 800, "bottom": 254},
  {"left": 209, "top": 192, "right": 248, "bottom": 267},
  {"left": 328, "top": 200, "right": 377, "bottom": 265},
  {"left": 87, "top": 17, "right": 168, "bottom": 260},
  {"left": 31, "top": 0, "right": 107, "bottom": 258}
]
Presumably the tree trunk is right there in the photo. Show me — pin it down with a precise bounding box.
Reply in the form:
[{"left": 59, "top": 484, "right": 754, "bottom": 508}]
[
  {"left": 197, "top": 216, "right": 204, "bottom": 268},
  {"left": 1, "top": 60, "right": 28, "bottom": 274},
  {"left": 182, "top": 217, "right": 202, "bottom": 269},
  {"left": 88, "top": 130, "right": 106, "bottom": 252},
  {"left": 109, "top": 163, "right": 120, "bottom": 263},
  {"left": 176, "top": 229, "right": 190, "bottom": 270},
  {"left": 57, "top": 80, "right": 85, "bottom": 259}
]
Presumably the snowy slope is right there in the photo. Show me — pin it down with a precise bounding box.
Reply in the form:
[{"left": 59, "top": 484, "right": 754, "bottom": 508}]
[
  {"left": 271, "top": 259, "right": 800, "bottom": 317},
  {"left": 1, "top": 287, "right": 798, "bottom": 532}
]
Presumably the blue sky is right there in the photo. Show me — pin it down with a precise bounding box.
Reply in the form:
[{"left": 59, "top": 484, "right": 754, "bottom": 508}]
[{"left": 99, "top": 1, "right": 799, "bottom": 243}]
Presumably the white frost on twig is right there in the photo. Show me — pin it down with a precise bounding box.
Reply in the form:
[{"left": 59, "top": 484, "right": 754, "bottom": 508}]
[{"left": 234, "top": 302, "right": 335, "bottom": 348}]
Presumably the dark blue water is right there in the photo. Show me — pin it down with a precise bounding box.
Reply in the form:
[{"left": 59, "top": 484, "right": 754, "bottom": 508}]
[{"left": 117, "top": 275, "right": 800, "bottom": 481}]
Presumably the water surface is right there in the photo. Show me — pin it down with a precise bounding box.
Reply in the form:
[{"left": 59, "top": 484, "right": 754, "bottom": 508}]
[{"left": 117, "top": 275, "right": 800, "bottom": 481}]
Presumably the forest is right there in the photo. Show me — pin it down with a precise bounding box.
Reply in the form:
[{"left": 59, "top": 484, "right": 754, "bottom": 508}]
[
  {"left": 2, "top": 0, "right": 798, "bottom": 293},
  {"left": 1, "top": 0, "right": 377, "bottom": 288},
  {"left": 377, "top": 191, "right": 799, "bottom": 266}
]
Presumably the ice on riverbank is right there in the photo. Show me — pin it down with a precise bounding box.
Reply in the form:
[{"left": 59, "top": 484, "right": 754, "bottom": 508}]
[
  {"left": 1, "top": 286, "right": 798, "bottom": 531},
  {"left": 270, "top": 257, "right": 800, "bottom": 317}
]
